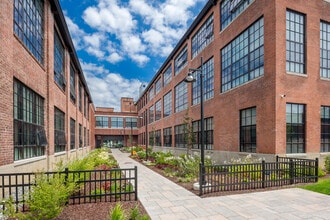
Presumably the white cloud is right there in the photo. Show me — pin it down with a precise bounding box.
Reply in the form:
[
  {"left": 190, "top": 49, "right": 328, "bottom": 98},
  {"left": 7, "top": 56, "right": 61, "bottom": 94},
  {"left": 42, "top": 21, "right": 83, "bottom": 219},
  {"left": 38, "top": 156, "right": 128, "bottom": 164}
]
[
  {"left": 83, "top": 0, "right": 136, "bottom": 34},
  {"left": 81, "top": 61, "right": 145, "bottom": 111},
  {"left": 62, "top": 0, "right": 208, "bottom": 108}
]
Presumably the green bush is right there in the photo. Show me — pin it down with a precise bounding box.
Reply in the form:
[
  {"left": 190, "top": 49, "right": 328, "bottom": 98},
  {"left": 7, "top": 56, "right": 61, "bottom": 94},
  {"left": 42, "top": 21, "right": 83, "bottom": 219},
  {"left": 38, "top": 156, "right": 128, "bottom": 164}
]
[
  {"left": 325, "top": 156, "right": 330, "bottom": 173},
  {"left": 24, "top": 174, "right": 75, "bottom": 220},
  {"left": 108, "top": 203, "right": 150, "bottom": 220},
  {"left": 109, "top": 203, "right": 125, "bottom": 220}
]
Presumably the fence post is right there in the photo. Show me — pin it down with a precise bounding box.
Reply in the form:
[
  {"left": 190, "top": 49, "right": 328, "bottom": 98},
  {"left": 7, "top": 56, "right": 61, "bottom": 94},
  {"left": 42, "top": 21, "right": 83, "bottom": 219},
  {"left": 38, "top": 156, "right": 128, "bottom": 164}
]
[
  {"left": 315, "top": 158, "right": 319, "bottom": 182},
  {"left": 134, "top": 166, "right": 138, "bottom": 201},
  {"left": 289, "top": 159, "right": 294, "bottom": 185},
  {"left": 64, "top": 168, "right": 69, "bottom": 185},
  {"left": 262, "top": 160, "right": 265, "bottom": 188}
]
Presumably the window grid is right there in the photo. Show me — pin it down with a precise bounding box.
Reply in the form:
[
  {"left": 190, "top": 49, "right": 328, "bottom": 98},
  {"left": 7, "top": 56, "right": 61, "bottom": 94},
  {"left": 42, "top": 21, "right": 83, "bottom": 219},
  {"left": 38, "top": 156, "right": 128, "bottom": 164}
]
[
  {"left": 321, "top": 106, "right": 330, "bottom": 152},
  {"left": 155, "top": 100, "right": 161, "bottom": 121},
  {"left": 79, "top": 82, "right": 82, "bottom": 112},
  {"left": 192, "top": 118, "right": 214, "bottom": 150},
  {"left": 13, "top": 0, "right": 44, "bottom": 63},
  {"left": 163, "top": 91, "right": 172, "bottom": 117},
  {"left": 320, "top": 21, "right": 330, "bottom": 78},
  {"left": 14, "top": 80, "right": 46, "bottom": 161},
  {"left": 70, "top": 64, "right": 76, "bottom": 103},
  {"left": 163, "top": 127, "right": 172, "bottom": 147},
  {"left": 96, "top": 116, "right": 109, "bottom": 128},
  {"left": 163, "top": 65, "right": 172, "bottom": 86},
  {"left": 155, "top": 130, "right": 161, "bottom": 146},
  {"left": 79, "top": 124, "right": 82, "bottom": 148},
  {"left": 149, "top": 106, "right": 154, "bottom": 123},
  {"left": 286, "top": 10, "right": 305, "bottom": 74},
  {"left": 54, "top": 107, "right": 66, "bottom": 153},
  {"left": 240, "top": 107, "right": 256, "bottom": 153},
  {"left": 111, "top": 117, "right": 123, "bottom": 128},
  {"left": 155, "top": 78, "right": 162, "bottom": 94},
  {"left": 221, "top": 17, "right": 264, "bottom": 92},
  {"left": 175, "top": 124, "right": 186, "bottom": 148},
  {"left": 192, "top": 15, "right": 214, "bottom": 58},
  {"left": 286, "top": 103, "right": 305, "bottom": 153},
  {"left": 192, "top": 57, "right": 214, "bottom": 105},
  {"left": 54, "top": 30, "right": 66, "bottom": 90},
  {"left": 174, "top": 46, "right": 188, "bottom": 75},
  {"left": 84, "top": 93, "right": 87, "bottom": 117},
  {"left": 220, "top": 0, "right": 253, "bottom": 30},
  {"left": 175, "top": 81, "right": 188, "bottom": 113},
  {"left": 126, "top": 117, "right": 137, "bottom": 128},
  {"left": 149, "top": 86, "right": 154, "bottom": 101},
  {"left": 70, "top": 118, "right": 75, "bottom": 150},
  {"left": 84, "top": 127, "right": 86, "bottom": 147}
]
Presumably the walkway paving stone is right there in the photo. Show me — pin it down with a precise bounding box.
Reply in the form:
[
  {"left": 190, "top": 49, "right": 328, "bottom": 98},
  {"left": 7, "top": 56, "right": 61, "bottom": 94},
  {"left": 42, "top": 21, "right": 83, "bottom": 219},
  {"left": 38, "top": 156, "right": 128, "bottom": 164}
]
[{"left": 111, "top": 149, "right": 330, "bottom": 220}]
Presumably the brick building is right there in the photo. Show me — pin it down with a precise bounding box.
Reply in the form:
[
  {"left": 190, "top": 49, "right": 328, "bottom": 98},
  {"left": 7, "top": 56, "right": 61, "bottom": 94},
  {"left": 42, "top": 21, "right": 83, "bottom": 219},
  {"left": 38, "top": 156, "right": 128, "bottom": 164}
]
[
  {"left": 136, "top": 0, "right": 330, "bottom": 162},
  {"left": 0, "top": 0, "right": 95, "bottom": 172},
  {"left": 95, "top": 98, "right": 139, "bottom": 148}
]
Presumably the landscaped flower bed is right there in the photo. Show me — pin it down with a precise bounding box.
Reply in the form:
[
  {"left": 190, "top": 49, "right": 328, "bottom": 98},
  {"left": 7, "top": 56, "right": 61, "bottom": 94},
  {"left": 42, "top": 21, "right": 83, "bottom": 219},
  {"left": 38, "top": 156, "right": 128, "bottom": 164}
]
[{"left": 0, "top": 148, "right": 149, "bottom": 220}]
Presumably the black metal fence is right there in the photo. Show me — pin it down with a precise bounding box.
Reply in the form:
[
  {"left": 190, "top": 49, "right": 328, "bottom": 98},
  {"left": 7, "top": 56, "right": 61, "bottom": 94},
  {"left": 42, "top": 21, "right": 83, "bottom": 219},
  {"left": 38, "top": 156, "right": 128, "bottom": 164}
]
[
  {"left": 0, "top": 167, "right": 137, "bottom": 212},
  {"left": 200, "top": 156, "right": 318, "bottom": 196}
]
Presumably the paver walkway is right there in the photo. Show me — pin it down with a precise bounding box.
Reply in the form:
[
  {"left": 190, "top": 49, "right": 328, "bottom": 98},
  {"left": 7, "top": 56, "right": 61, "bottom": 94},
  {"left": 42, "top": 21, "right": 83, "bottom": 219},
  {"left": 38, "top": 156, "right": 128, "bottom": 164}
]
[{"left": 111, "top": 149, "right": 330, "bottom": 220}]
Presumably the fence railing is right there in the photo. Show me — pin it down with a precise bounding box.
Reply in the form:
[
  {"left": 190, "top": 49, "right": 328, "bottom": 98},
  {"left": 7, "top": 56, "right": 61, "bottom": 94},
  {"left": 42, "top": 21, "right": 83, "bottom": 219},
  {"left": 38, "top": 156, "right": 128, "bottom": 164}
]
[
  {"left": 200, "top": 157, "right": 318, "bottom": 196},
  {"left": 0, "top": 167, "right": 137, "bottom": 212}
]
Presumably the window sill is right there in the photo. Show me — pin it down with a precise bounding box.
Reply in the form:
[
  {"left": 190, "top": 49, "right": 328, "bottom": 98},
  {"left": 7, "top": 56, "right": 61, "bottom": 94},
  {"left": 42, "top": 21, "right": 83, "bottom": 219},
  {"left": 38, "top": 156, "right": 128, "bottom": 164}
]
[
  {"left": 286, "top": 72, "right": 307, "bottom": 77},
  {"left": 14, "top": 156, "right": 47, "bottom": 167}
]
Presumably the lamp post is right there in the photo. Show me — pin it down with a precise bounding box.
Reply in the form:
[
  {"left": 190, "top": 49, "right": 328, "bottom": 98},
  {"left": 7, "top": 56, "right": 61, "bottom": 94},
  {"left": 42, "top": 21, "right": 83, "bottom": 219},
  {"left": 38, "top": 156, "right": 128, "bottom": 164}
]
[
  {"left": 145, "top": 110, "right": 148, "bottom": 161},
  {"left": 185, "top": 57, "right": 205, "bottom": 187}
]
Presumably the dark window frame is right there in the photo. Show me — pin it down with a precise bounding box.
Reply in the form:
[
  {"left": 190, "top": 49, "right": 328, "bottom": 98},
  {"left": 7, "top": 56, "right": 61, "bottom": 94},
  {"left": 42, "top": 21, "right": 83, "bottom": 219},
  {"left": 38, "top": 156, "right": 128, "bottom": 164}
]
[
  {"left": 174, "top": 46, "right": 188, "bottom": 75},
  {"left": 54, "top": 107, "right": 66, "bottom": 153},
  {"left": 163, "top": 91, "right": 172, "bottom": 117},
  {"left": 286, "top": 9, "right": 306, "bottom": 74},
  {"left": 240, "top": 107, "right": 256, "bottom": 153},
  {"left": 70, "top": 118, "right": 75, "bottom": 150},
  {"left": 175, "top": 81, "right": 188, "bottom": 113},
  {"left": 54, "top": 30, "right": 66, "bottom": 90},
  {"left": 163, "top": 127, "right": 172, "bottom": 147},
  {"left": 286, "top": 103, "right": 305, "bottom": 153},
  {"left": 320, "top": 21, "right": 330, "bottom": 78},
  {"left": 192, "top": 57, "right": 214, "bottom": 105},
  {"left": 192, "top": 14, "right": 214, "bottom": 58},
  {"left": 321, "top": 106, "right": 330, "bottom": 152},
  {"left": 221, "top": 17, "right": 264, "bottom": 92},
  {"left": 13, "top": 79, "right": 46, "bottom": 161},
  {"left": 13, "top": 0, "right": 44, "bottom": 63}
]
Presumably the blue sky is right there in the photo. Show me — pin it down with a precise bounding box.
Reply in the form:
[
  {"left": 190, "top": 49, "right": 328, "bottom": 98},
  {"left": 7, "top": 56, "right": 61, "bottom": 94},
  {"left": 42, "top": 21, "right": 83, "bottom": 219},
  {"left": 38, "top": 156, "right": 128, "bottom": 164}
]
[{"left": 59, "top": 0, "right": 208, "bottom": 111}]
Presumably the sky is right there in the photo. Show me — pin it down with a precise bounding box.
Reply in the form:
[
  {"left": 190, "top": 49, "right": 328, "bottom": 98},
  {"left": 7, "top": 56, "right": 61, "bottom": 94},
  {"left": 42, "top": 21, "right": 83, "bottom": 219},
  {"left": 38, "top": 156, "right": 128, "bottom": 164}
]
[{"left": 59, "top": 0, "right": 208, "bottom": 111}]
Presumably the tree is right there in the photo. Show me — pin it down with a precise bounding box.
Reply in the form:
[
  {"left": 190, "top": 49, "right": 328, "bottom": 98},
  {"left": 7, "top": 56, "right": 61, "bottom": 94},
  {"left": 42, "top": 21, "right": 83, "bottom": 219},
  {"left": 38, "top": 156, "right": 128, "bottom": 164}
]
[{"left": 183, "top": 109, "right": 195, "bottom": 156}]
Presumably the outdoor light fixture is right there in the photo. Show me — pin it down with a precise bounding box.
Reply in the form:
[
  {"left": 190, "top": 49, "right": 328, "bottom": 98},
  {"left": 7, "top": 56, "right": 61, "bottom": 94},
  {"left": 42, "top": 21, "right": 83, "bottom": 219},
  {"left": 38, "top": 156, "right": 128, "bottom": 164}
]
[{"left": 185, "top": 57, "right": 206, "bottom": 190}]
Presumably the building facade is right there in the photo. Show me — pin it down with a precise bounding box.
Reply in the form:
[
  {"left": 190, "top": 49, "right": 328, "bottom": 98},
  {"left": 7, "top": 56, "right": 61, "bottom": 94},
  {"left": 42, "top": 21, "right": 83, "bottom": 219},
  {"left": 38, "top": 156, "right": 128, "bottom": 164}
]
[
  {"left": 95, "top": 98, "right": 139, "bottom": 148},
  {"left": 136, "top": 0, "right": 330, "bottom": 162},
  {"left": 0, "top": 0, "right": 95, "bottom": 172}
]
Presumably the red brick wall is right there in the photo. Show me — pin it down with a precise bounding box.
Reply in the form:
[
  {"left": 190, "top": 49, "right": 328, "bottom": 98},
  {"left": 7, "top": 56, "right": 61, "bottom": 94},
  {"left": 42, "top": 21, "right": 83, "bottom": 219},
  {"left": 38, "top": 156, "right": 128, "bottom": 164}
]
[
  {"left": 0, "top": 0, "right": 94, "bottom": 168},
  {"left": 136, "top": 0, "right": 330, "bottom": 156}
]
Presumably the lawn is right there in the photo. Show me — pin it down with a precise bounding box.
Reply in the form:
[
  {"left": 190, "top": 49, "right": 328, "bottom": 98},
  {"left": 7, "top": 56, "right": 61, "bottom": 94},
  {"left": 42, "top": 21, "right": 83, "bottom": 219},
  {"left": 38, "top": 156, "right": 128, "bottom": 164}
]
[{"left": 301, "top": 177, "right": 330, "bottom": 195}]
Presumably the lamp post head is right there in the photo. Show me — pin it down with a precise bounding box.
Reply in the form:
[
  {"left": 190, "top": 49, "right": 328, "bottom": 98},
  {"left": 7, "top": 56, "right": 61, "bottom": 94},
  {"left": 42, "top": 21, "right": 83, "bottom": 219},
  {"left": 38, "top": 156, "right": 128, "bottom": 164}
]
[{"left": 184, "top": 73, "right": 196, "bottom": 83}]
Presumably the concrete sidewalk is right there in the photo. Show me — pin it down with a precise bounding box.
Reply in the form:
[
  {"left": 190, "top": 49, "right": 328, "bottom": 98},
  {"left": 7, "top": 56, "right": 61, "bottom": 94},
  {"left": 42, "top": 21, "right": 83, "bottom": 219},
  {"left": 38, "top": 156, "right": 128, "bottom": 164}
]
[{"left": 111, "top": 149, "right": 330, "bottom": 220}]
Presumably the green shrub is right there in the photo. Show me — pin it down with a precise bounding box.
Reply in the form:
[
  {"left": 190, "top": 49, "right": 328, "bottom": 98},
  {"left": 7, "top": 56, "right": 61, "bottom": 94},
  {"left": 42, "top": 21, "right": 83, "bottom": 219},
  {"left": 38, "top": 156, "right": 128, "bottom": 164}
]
[
  {"left": 109, "top": 203, "right": 125, "bottom": 220},
  {"left": 24, "top": 174, "right": 75, "bottom": 220},
  {"left": 325, "top": 156, "right": 330, "bottom": 173},
  {"left": 0, "top": 196, "right": 25, "bottom": 219}
]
